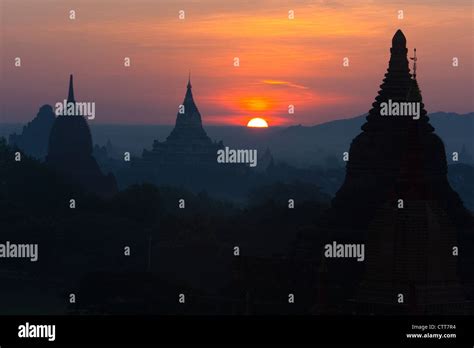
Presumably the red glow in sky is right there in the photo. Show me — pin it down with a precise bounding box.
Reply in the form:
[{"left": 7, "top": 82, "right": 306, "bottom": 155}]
[{"left": 1, "top": 0, "right": 472, "bottom": 126}]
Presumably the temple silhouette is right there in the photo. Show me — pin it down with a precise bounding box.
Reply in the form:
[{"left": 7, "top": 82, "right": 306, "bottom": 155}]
[
  {"left": 314, "top": 29, "right": 471, "bottom": 314},
  {"left": 9, "top": 104, "right": 55, "bottom": 160},
  {"left": 125, "top": 76, "right": 254, "bottom": 196},
  {"left": 141, "top": 75, "right": 223, "bottom": 166},
  {"left": 46, "top": 75, "right": 117, "bottom": 197}
]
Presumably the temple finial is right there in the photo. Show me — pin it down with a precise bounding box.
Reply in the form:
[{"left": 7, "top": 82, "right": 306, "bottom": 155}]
[
  {"left": 410, "top": 48, "right": 417, "bottom": 79},
  {"left": 392, "top": 29, "right": 407, "bottom": 48},
  {"left": 67, "top": 74, "right": 76, "bottom": 103},
  {"left": 187, "top": 71, "right": 192, "bottom": 89}
]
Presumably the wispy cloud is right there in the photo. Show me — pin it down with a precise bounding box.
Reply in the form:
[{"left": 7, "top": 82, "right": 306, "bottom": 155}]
[{"left": 261, "top": 80, "right": 309, "bottom": 89}]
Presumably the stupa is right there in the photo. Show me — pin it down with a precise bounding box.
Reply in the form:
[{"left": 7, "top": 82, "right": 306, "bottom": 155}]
[
  {"left": 46, "top": 75, "right": 117, "bottom": 197},
  {"left": 327, "top": 29, "right": 469, "bottom": 237},
  {"left": 319, "top": 30, "right": 471, "bottom": 314}
]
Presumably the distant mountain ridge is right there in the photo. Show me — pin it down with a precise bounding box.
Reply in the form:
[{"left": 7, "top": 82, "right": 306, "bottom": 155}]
[
  {"left": 2, "top": 111, "right": 472, "bottom": 168},
  {"left": 268, "top": 112, "right": 474, "bottom": 167}
]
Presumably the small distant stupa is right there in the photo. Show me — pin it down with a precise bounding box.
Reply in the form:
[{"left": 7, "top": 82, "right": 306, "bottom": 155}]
[
  {"left": 9, "top": 104, "right": 56, "bottom": 160},
  {"left": 46, "top": 75, "right": 117, "bottom": 197}
]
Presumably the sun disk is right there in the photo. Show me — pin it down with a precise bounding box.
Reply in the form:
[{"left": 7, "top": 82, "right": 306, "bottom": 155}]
[{"left": 247, "top": 117, "right": 269, "bottom": 128}]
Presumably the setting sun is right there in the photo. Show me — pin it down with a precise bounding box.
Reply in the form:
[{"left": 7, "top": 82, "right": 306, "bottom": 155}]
[{"left": 247, "top": 117, "right": 269, "bottom": 128}]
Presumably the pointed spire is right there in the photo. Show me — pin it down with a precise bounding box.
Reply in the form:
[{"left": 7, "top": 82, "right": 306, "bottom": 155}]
[
  {"left": 187, "top": 70, "right": 192, "bottom": 89},
  {"left": 67, "top": 74, "right": 76, "bottom": 104},
  {"left": 362, "top": 30, "right": 431, "bottom": 132},
  {"left": 175, "top": 74, "right": 203, "bottom": 125},
  {"left": 389, "top": 29, "right": 408, "bottom": 69},
  {"left": 392, "top": 29, "right": 407, "bottom": 48},
  {"left": 184, "top": 72, "right": 194, "bottom": 103},
  {"left": 166, "top": 73, "right": 209, "bottom": 143}
]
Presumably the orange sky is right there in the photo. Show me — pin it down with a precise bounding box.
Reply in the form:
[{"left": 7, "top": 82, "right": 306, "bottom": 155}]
[{"left": 1, "top": 0, "right": 472, "bottom": 126}]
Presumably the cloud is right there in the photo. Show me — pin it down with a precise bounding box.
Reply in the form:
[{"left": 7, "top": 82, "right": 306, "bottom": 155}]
[{"left": 261, "top": 80, "right": 309, "bottom": 89}]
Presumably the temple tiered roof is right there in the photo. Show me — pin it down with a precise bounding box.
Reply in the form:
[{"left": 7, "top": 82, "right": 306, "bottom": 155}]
[
  {"left": 143, "top": 76, "right": 222, "bottom": 165},
  {"left": 317, "top": 30, "right": 470, "bottom": 314},
  {"left": 164, "top": 75, "right": 214, "bottom": 146},
  {"left": 363, "top": 29, "right": 432, "bottom": 132}
]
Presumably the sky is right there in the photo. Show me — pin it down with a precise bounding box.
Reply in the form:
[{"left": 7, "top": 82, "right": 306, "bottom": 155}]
[{"left": 0, "top": 0, "right": 472, "bottom": 126}]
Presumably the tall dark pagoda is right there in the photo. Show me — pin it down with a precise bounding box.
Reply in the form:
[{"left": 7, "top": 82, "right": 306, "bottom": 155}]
[
  {"left": 325, "top": 30, "right": 469, "bottom": 235},
  {"left": 46, "top": 75, "right": 117, "bottom": 197},
  {"left": 317, "top": 30, "right": 471, "bottom": 314}
]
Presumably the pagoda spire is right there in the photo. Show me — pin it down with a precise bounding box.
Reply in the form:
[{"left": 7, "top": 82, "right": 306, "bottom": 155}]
[
  {"left": 392, "top": 29, "right": 407, "bottom": 48},
  {"left": 184, "top": 72, "right": 194, "bottom": 104},
  {"left": 187, "top": 70, "right": 192, "bottom": 89},
  {"left": 361, "top": 29, "right": 431, "bottom": 132},
  {"left": 388, "top": 29, "right": 409, "bottom": 75},
  {"left": 67, "top": 74, "right": 76, "bottom": 104},
  {"left": 165, "top": 74, "right": 210, "bottom": 144}
]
